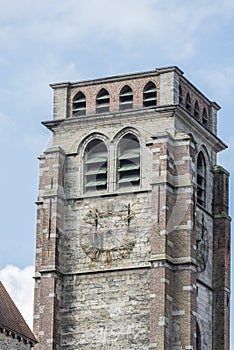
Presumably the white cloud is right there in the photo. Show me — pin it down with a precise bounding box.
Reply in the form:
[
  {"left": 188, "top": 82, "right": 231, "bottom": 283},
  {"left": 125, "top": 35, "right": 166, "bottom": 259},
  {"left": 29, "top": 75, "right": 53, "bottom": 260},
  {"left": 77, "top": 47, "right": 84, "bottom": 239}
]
[
  {"left": 1, "top": 0, "right": 234, "bottom": 60},
  {"left": 0, "top": 265, "right": 34, "bottom": 328}
]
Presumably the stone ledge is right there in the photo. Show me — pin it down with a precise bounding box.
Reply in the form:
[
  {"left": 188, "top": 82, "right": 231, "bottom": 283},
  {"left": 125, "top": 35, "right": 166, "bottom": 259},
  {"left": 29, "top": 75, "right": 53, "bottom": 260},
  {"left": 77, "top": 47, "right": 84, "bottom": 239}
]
[{"left": 149, "top": 254, "right": 197, "bottom": 266}]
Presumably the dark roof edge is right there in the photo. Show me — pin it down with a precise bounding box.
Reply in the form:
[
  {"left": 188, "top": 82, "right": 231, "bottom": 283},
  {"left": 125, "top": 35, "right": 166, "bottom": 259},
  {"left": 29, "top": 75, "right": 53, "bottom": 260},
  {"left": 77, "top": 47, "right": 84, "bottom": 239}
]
[
  {"left": 0, "top": 322, "right": 38, "bottom": 344},
  {"left": 0, "top": 282, "right": 37, "bottom": 343}
]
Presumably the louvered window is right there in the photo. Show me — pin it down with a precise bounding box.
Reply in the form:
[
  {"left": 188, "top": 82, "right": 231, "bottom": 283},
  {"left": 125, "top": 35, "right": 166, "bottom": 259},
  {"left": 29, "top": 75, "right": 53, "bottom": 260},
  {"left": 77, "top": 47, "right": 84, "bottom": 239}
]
[
  {"left": 202, "top": 108, "right": 208, "bottom": 127},
  {"left": 194, "top": 101, "right": 200, "bottom": 118},
  {"left": 119, "top": 85, "right": 133, "bottom": 110},
  {"left": 73, "top": 92, "right": 86, "bottom": 116},
  {"left": 143, "top": 82, "right": 157, "bottom": 107},
  {"left": 84, "top": 139, "right": 107, "bottom": 192},
  {"left": 117, "top": 134, "right": 140, "bottom": 188},
  {"left": 197, "top": 152, "right": 206, "bottom": 207},
  {"left": 186, "top": 93, "right": 191, "bottom": 112},
  {"left": 96, "top": 89, "right": 110, "bottom": 114}
]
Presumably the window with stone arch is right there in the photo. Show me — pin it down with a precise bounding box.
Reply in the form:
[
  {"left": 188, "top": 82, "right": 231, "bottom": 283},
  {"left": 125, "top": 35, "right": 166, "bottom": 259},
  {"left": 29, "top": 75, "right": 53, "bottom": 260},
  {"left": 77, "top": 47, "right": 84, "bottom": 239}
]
[
  {"left": 96, "top": 88, "right": 110, "bottom": 114},
  {"left": 185, "top": 92, "right": 191, "bottom": 112},
  {"left": 143, "top": 81, "right": 157, "bottom": 107},
  {"left": 119, "top": 85, "right": 133, "bottom": 110},
  {"left": 194, "top": 101, "right": 200, "bottom": 118},
  {"left": 84, "top": 138, "right": 108, "bottom": 192},
  {"left": 197, "top": 151, "right": 206, "bottom": 207},
  {"left": 202, "top": 107, "right": 208, "bottom": 127},
  {"left": 117, "top": 133, "right": 140, "bottom": 189},
  {"left": 72, "top": 91, "right": 86, "bottom": 117}
]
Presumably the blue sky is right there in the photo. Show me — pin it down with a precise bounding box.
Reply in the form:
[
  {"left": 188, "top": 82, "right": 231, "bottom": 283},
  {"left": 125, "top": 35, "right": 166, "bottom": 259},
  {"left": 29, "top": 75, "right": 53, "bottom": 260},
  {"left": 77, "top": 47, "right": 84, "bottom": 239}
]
[{"left": 0, "top": 0, "right": 233, "bottom": 346}]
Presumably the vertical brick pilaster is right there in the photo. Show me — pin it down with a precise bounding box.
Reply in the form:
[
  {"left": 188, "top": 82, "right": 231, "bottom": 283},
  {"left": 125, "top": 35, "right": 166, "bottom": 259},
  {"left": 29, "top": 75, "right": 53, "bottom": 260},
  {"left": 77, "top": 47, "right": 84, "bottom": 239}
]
[
  {"left": 212, "top": 166, "right": 231, "bottom": 350},
  {"left": 150, "top": 133, "right": 197, "bottom": 349},
  {"left": 172, "top": 268, "right": 196, "bottom": 349},
  {"left": 34, "top": 146, "right": 66, "bottom": 350},
  {"left": 169, "top": 134, "right": 196, "bottom": 349},
  {"left": 150, "top": 266, "right": 167, "bottom": 349}
]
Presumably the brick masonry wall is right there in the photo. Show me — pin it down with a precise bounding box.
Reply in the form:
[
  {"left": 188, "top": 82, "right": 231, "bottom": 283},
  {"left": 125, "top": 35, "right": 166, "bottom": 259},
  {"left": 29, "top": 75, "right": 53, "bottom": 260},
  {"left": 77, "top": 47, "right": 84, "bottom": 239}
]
[
  {"left": 69, "top": 76, "right": 160, "bottom": 117},
  {"left": 51, "top": 68, "right": 218, "bottom": 137}
]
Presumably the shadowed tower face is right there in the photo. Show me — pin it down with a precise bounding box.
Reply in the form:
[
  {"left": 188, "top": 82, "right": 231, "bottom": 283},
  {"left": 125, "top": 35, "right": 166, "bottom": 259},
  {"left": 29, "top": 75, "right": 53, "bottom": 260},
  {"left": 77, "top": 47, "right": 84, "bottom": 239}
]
[{"left": 33, "top": 66, "right": 231, "bottom": 350}]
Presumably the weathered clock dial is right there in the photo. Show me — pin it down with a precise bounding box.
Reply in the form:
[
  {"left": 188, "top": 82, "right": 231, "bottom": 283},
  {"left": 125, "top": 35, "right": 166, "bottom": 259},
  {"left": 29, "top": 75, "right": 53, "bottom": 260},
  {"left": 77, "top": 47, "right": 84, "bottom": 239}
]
[{"left": 80, "top": 201, "right": 137, "bottom": 264}]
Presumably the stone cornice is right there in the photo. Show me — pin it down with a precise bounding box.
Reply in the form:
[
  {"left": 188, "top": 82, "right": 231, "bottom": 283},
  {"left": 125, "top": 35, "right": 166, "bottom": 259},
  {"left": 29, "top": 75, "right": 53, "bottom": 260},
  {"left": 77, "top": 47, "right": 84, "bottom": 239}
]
[
  {"left": 175, "top": 105, "right": 227, "bottom": 152},
  {"left": 42, "top": 105, "right": 176, "bottom": 131},
  {"left": 49, "top": 66, "right": 183, "bottom": 89}
]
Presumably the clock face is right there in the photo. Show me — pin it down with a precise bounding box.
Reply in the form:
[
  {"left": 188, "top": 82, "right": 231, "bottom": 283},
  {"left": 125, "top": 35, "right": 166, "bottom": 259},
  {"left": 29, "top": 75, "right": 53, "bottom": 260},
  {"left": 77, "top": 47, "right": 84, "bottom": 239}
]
[
  {"left": 80, "top": 201, "right": 137, "bottom": 264},
  {"left": 196, "top": 215, "right": 209, "bottom": 272}
]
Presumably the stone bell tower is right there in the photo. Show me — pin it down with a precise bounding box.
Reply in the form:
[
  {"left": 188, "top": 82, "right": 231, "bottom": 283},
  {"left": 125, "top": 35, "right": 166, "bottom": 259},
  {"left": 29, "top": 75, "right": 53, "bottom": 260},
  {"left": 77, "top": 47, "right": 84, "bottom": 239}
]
[{"left": 33, "top": 66, "right": 231, "bottom": 350}]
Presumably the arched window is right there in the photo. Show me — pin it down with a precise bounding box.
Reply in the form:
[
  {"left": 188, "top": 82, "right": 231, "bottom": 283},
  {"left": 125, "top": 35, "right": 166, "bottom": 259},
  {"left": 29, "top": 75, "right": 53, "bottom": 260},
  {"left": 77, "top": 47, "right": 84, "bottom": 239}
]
[
  {"left": 119, "top": 85, "right": 133, "bottom": 110},
  {"left": 197, "top": 152, "right": 206, "bottom": 207},
  {"left": 73, "top": 91, "right": 86, "bottom": 116},
  {"left": 202, "top": 108, "right": 208, "bottom": 127},
  {"left": 84, "top": 139, "right": 108, "bottom": 192},
  {"left": 185, "top": 93, "right": 191, "bottom": 112},
  {"left": 96, "top": 88, "right": 110, "bottom": 114},
  {"left": 194, "top": 101, "right": 200, "bottom": 118},
  {"left": 117, "top": 134, "right": 140, "bottom": 188},
  {"left": 179, "top": 85, "right": 183, "bottom": 105},
  {"left": 143, "top": 82, "right": 157, "bottom": 107}
]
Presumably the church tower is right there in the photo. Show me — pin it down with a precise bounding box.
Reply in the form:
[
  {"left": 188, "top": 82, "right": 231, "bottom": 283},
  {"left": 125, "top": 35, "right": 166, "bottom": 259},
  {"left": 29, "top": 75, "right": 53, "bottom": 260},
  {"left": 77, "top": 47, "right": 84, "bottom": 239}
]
[{"left": 33, "top": 66, "right": 230, "bottom": 350}]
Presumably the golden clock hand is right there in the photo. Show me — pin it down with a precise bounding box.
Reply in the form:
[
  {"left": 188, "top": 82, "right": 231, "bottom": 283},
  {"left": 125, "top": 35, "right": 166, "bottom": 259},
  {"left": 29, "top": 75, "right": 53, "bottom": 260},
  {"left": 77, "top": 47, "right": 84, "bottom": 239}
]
[{"left": 122, "top": 203, "right": 135, "bottom": 224}]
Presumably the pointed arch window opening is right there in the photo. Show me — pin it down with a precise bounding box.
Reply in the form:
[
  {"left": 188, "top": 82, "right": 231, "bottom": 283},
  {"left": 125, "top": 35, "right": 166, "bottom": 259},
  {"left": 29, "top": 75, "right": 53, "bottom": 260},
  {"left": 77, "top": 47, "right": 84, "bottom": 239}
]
[
  {"left": 202, "top": 108, "right": 208, "bottom": 127},
  {"left": 96, "top": 89, "right": 110, "bottom": 114},
  {"left": 73, "top": 92, "right": 86, "bottom": 116},
  {"left": 186, "top": 93, "right": 191, "bottom": 112},
  {"left": 117, "top": 134, "right": 140, "bottom": 189},
  {"left": 197, "top": 152, "right": 206, "bottom": 207},
  {"left": 119, "top": 86, "right": 133, "bottom": 110},
  {"left": 143, "top": 82, "right": 157, "bottom": 107},
  {"left": 194, "top": 101, "right": 200, "bottom": 118},
  {"left": 84, "top": 139, "right": 108, "bottom": 192}
]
